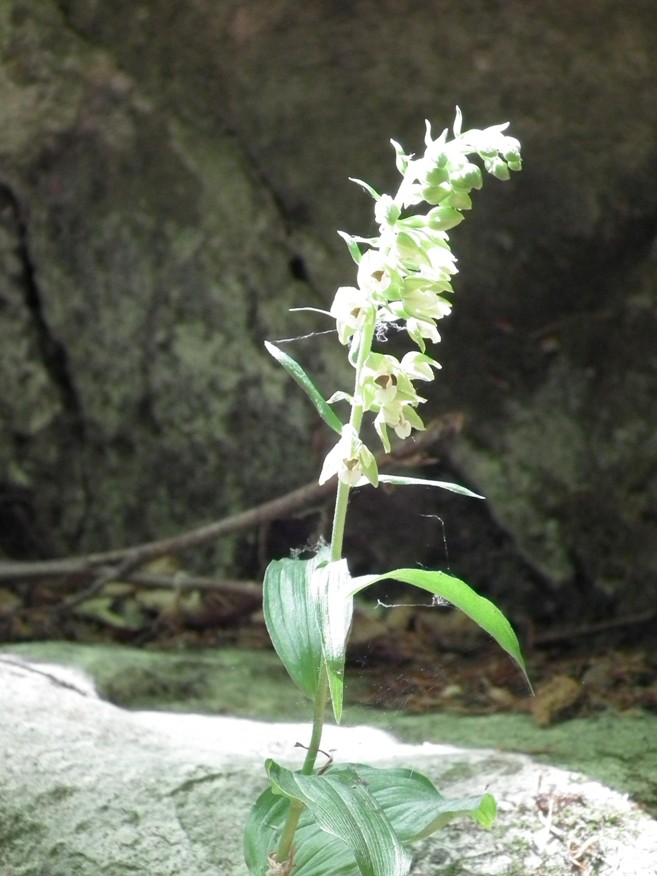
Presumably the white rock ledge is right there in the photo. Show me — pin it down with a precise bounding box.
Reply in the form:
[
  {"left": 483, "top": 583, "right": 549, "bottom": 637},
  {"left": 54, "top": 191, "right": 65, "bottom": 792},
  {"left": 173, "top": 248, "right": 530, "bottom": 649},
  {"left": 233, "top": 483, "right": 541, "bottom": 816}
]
[{"left": 1, "top": 656, "right": 655, "bottom": 875}]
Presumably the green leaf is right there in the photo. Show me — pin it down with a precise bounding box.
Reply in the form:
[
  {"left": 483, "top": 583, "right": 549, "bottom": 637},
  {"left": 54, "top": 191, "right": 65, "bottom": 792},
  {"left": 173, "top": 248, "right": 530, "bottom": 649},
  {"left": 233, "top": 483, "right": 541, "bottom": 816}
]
[
  {"left": 336, "top": 764, "right": 496, "bottom": 841},
  {"left": 263, "top": 551, "right": 353, "bottom": 721},
  {"left": 244, "top": 763, "right": 495, "bottom": 876},
  {"left": 348, "top": 177, "right": 381, "bottom": 201},
  {"left": 266, "top": 760, "right": 412, "bottom": 876},
  {"left": 337, "top": 230, "right": 363, "bottom": 265},
  {"left": 377, "top": 474, "right": 484, "bottom": 499},
  {"left": 349, "top": 568, "right": 530, "bottom": 687},
  {"left": 244, "top": 786, "right": 290, "bottom": 875},
  {"left": 245, "top": 785, "right": 362, "bottom": 876},
  {"left": 453, "top": 105, "right": 463, "bottom": 137},
  {"left": 263, "top": 554, "right": 325, "bottom": 701},
  {"left": 265, "top": 341, "right": 344, "bottom": 435},
  {"left": 389, "top": 138, "right": 409, "bottom": 174},
  {"left": 310, "top": 558, "right": 353, "bottom": 723}
]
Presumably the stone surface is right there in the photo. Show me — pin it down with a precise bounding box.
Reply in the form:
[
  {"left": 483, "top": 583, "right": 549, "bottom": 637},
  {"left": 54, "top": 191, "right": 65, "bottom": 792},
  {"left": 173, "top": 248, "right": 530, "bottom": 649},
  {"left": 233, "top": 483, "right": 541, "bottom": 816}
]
[
  {"left": 0, "top": 0, "right": 333, "bottom": 563},
  {"left": 4, "top": 642, "right": 657, "bottom": 812},
  {"left": 1, "top": 1, "right": 657, "bottom": 617},
  {"left": 1, "top": 644, "right": 657, "bottom": 875}
]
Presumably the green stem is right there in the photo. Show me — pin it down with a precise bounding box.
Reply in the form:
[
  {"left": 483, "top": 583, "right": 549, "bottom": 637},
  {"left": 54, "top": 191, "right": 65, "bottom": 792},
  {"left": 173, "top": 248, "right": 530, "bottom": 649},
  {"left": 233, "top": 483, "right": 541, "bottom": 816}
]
[
  {"left": 276, "top": 311, "right": 376, "bottom": 869},
  {"left": 275, "top": 672, "right": 329, "bottom": 863},
  {"left": 329, "top": 310, "right": 376, "bottom": 561}
]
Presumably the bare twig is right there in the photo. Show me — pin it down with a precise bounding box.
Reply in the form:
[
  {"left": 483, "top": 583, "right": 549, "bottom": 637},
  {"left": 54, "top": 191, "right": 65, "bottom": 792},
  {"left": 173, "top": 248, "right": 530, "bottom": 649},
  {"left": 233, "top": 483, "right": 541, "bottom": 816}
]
[
  {"left": 0, "top": 414, "right": 462, "bottom": 586},
  {"left": 127, "top": 571, "right": 262, "bottom": 598},
  {"left": 533, "top": 609, "right": 657, "bottom": 646}
]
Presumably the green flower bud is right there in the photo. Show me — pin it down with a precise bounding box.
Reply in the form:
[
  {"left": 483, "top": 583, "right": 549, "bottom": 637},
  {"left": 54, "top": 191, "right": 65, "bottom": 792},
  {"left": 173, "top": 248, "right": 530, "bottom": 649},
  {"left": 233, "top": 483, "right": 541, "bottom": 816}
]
[
  {"left": 398, "top": 214, "right": 428, "bottom": 229},
  {"left": 424, "top": 165, "right": 450, "bottom": 186},
  {"left": 406, "top": 317, "right": 441, "bottom": 352},
  {"left": 506, "top": 154, "right": 522, "bottom": 172},
  {"left": 426, "top": 205, "right": 464, "bottom": 231},
  {"left": 444, "top": 190, "right": 472, "bottom": 211},
  {"left": 400, "top": 351, "right": 440, "bottom": 382},
  {"left": 485, "top": 157, "right": 510, "bottom": 181},
  {"left": 421, "top": 182, "right": 452, "bottom": 205},
  {"left": 502, "top": 137, "right": 522, "bottom": 164},
  {"left": 450, "top": 162, "right": 483, "bottom": 192}
]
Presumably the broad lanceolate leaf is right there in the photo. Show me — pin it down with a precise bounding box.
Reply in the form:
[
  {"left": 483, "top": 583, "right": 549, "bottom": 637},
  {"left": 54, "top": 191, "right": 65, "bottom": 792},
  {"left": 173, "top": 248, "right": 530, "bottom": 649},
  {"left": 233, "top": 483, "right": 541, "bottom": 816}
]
[
  {"left": 310, "top": 558, "right": 353, "bottom": 723},
  {"left": 244, "top": 786, "right": 290, "bottom": 876},
  {"left": 244, "top": 762, "right": 496, "bottom": 876},
  {"left": 245, "top": 784, "right": 365, "bottom": 876},
  {"left": 349, "top": 568, "right": 530, "bottom": 688},
  {"left": 263, "top": 553, "right": 324, "bottom": 702},
  {"left": 264, "top": 341, "right": 344, "bottom": 435},
  {"left": 377, "top": 474, "right": 484, "bottom": 499},
  {"left": 263, "top": 551, "right": 353, "bottom": 720},
  {"left": 337, "top": 764, "right": 496, "bottom": 841},
  {"left": 266, "top": 759, "right": 412, "bottom": 876}
]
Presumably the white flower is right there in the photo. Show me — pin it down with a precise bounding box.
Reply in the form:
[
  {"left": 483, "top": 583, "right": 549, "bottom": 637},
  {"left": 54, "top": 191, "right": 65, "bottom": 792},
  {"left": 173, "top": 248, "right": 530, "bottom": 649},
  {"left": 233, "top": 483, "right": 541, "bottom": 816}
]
[
  {"left": 401, "top": 286, "right": 452, "bottom": 322},
  {"left": 330, "top": 285, "right": 374, "bottom": 345},
  {"left": 356, "top": 249, "right": 393, "bottom": 297},
  {"left": 406, "top": 317, "right": 441, "bottom": 350},
  {"left": 319, "top": 426, "right": 378, "bottom": 487},
  {"left": 374, "top": 400, "right": 426, "bottom": 451},
  {"left": 361, "top": 353, "right": 400, "bottom": 406},
  {"left": 400, "top": 351, "right": 440, "bottom": 382},
  {"left": 374, "top": 193, "right": 400, "bottom": 229}
]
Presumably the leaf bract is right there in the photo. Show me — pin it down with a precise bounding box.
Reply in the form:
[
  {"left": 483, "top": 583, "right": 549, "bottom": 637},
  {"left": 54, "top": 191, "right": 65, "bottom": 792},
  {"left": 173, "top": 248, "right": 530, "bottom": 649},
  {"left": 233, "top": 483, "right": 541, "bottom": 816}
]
[
  {"left": 265, "top": 341, "right": 343, "bottom": 435},
  {"left": 349, "top": 568, "right": 529, "bottom": 687}
]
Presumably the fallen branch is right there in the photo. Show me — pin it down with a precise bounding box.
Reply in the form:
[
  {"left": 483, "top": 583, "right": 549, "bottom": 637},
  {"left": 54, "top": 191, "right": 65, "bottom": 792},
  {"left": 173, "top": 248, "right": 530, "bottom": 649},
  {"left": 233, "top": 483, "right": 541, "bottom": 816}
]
[{"left": 0, "top": 413, "right": 463, "bottom": 587}]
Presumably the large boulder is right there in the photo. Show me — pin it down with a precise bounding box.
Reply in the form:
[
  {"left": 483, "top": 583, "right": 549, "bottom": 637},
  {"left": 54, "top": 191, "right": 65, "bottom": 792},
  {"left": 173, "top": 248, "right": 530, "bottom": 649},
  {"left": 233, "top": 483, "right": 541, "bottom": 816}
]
[
  {"left": 1, "top": 648, "right": 656, "bottom": 875},
  {"left": 1, "top": 1, "right": 657, "bottom": 617}
]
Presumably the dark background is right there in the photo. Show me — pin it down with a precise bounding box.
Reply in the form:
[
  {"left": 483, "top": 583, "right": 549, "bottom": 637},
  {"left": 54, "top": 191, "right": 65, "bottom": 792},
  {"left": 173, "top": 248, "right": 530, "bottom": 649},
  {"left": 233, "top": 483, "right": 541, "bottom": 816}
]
[{"left": 1, "top": 0, "right": 657, "bottom": 633}]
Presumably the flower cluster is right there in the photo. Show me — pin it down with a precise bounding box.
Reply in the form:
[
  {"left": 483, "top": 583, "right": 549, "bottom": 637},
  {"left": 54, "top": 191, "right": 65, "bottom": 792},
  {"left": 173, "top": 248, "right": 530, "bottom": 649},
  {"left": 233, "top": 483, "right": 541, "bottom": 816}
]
[{"left": 320, "top": 109, "right": 522, "bottom": 487}]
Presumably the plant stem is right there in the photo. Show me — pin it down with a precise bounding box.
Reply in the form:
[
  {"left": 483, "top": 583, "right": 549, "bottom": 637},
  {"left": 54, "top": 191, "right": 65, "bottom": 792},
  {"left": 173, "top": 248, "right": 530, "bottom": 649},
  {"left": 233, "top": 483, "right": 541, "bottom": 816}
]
[
  {"left": 276, "top": 312, "right": 376, "bottom": 869},
  {"left": 329, "top": 310, "right": 376, "bottom": 561},
  {"left": 275, "top": 672, "right": 329, "bottom": 863}
]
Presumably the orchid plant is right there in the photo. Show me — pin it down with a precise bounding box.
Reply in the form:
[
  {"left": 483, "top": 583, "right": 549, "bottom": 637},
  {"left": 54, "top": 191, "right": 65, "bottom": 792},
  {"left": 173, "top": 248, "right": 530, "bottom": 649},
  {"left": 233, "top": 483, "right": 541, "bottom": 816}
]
[{"left": 244, "top": 109, "right": 527, "bottom": 876}]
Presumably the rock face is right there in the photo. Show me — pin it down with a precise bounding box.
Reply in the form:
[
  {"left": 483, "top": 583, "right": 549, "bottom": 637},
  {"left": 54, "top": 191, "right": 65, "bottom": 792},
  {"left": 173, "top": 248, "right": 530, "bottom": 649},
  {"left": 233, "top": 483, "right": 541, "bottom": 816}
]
[
  {"left": 1, "top": 650, "right": 657, "bottom": 876},
  {"left": 1, "top": 1, "right": 657, "bottom": 616}
]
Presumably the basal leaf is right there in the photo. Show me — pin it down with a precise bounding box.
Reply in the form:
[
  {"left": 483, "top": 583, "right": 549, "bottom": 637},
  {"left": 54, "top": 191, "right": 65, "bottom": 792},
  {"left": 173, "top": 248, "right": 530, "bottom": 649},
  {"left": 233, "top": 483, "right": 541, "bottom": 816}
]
[
  {"left": 266, "top": 760, "right": 412, "bottom": 876},
  {"left": 245, "top": 762, "right": 497, "bottom": 876},
  {"left": 265, "top": 341, "right": 343, "bottom": 435},
  {"left": 349, "top": 568, "right": 530, "bottom": 687},
  {"left": 334, "top": 764, "right": 496, "bottom": 841},
  {"left": 244, "top": 785, "right": 360, "bottom": 876},
  {"left": 244, "top": 786, "right": 291, "bottom": 875}
]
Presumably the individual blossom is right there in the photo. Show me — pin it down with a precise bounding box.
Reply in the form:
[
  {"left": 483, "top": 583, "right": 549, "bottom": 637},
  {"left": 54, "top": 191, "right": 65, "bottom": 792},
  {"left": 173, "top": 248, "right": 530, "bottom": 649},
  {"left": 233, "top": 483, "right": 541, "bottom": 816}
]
[
  {"left": 330, "top": 285, "right": 374, "bottom": 345},
  {"left": 405, "top": 316, "right": 441, "bottom": 351},
  {"left": 400, "top": 283, "right": 453, "bottom": 323},
  {"left": 399, "top": 350, "right": 440, "bottom": 382},
  {"left": 356, "top": 248, "right": 398, "bottom": 301},
  {"left": 373, "top": 193, "right": 400, "bottom": 229},
  {"left": 374, "top": 399, "right": 426, "bottom": 452},
  {"left": 359, "top": 352, "right": 423, "bottom": 411},
  {"left": 361, "top": 351, "right": 439, "bottom": 452},
  {"left": 319, "top": 425, "right": 379, "bottom": 487}
]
